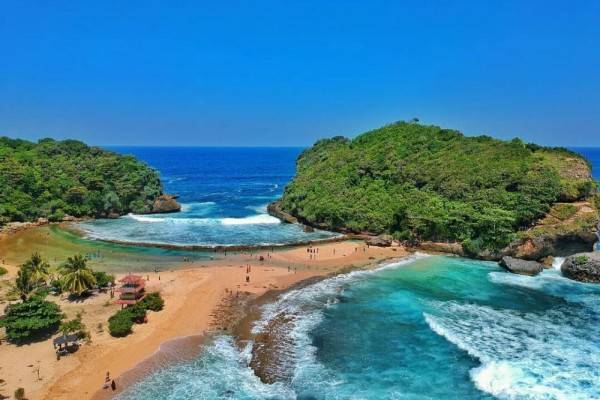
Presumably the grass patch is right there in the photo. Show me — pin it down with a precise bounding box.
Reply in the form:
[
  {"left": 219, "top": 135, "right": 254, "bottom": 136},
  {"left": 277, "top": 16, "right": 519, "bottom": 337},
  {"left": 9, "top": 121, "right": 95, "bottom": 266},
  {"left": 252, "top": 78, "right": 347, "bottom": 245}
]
[{"left": 549, "top": 203, "right": 578, "bottom": 221}]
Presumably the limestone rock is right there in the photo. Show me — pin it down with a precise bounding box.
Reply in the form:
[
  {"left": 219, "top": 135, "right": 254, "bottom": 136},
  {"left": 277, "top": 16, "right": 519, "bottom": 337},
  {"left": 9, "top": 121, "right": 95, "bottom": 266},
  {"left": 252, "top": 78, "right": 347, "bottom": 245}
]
[
  {"left": 151, "top": 194, "right": 181, "bottom": 214},
  {"left": 562, "top": 252, "right": 600, "bottom": 283},
  {"left": 499, "top": 256, "right": 543, "bottom": 276},
  {"left": 367, "top": 236, "right": 392, "bottom": 247}
]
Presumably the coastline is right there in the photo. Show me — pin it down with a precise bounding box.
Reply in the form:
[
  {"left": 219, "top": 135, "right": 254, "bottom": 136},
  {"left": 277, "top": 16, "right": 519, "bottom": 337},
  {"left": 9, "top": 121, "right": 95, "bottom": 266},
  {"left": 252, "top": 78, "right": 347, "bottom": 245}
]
[{"left": 0, "top": 225, "right": 409, "bottom": 400}]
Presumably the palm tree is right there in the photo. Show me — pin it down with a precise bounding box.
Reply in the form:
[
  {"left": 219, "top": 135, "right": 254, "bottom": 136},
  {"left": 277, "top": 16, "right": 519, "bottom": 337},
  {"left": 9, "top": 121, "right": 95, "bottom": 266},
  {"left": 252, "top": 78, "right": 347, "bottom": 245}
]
[
  {"left": 12, "top": 266, "right": 34, "bottom": 300},
  {"left": 23, "top": 253, "right": 50, "bottom": 285},
  {"left": 10, "top": 253, "right": 50, "bottom": 300},
  {"left": 60, "top": 255, "right": 96, "bottom": 296}
]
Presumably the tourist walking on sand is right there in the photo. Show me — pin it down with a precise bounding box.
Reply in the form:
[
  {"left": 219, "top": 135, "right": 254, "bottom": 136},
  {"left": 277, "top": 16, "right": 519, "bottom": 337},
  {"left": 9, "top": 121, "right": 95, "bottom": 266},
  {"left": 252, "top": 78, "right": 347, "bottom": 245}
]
[
  {"left": 103, "top": 372, "right": 110, "bottom": 389},
  {"left": 111, "top": 380, "right": 117, "bottom": 391}
]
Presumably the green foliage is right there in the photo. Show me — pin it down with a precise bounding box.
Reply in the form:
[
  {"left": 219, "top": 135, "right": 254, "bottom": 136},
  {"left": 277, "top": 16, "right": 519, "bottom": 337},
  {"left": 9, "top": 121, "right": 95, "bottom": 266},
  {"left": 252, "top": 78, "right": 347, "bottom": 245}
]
[
  {"left": 22, "top": 253, "right": 50, "bottom": 285},
  {"left": 550, "top": 204, "right": 578, "bottom": 220},
  {"left": 13, "top": 265, "right": 36, "bottom": 301},
  {"left": 280, "top": 122, "right": 595, "bottom": 252},
  {"left": 60, "top": 255, "right": 96, "bottom": 296},
  {"left": 0, "top": 137, "right": 162, "bottom": 224},
  {"left": 108, "top": 309, "right": 134, "bottom": 337},
  {"left": 0, "top": 296, "right": 64, "bottom": 343},
  {"left": 10, "top": 253, "right": 51, "bottom": 300},
  {"left": 0, "top": 265, "right": 6, "bottom": 276},
  {"left": 127, "top": 304, "right": 148, "bottom": 323},
  {"left": 137, "top": 292, "right": 164, "bottom": 311},
  {"left": 574, "top": 255, "right": 589, "bottom": 265},
  {"left": 59, "top": 312, "right": 88, "bottom": 339},
  {"left": 107, "top": 293, "right": 164, "bottom": 337},
  {"left": 93, "top": 271, "right": 115, "bottom": 288}
]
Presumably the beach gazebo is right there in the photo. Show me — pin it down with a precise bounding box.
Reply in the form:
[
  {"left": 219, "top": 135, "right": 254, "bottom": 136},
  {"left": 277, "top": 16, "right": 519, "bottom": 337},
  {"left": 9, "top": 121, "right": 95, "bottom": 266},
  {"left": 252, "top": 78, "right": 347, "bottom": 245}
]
[
  {"left": 53, "top": 334, "right": 80, "bottom": 358},
  {"left": 115, "top": 274, "right": 146, "bottom": 307}
]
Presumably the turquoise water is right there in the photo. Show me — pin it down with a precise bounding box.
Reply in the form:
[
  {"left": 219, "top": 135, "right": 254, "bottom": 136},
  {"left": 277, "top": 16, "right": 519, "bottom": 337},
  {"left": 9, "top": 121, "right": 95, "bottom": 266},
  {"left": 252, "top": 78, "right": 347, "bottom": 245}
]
[
  {"left": 116, "top": 256, "right": 600, "bottom": 399},
  {"left": 76, "top": 147, "right": 338, "bottom": 246}
]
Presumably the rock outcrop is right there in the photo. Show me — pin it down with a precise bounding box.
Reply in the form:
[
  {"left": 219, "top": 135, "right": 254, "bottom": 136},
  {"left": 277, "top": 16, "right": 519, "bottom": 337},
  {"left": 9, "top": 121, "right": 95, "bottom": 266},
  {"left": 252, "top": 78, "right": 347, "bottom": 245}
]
[
  {"left": 419, "top": 241, "right": 465, "bottom": 256},
  {"left": 499, "top": 256, "right": 544, "bottom": 276},
  {"left": 367, "top": 236, "right": 392, "bottom": 247},
  {"left": 267, "top": 201, "right": 298, "bottom": 224},
  {"left": 561, "top": 252, "right": 600, "bottom": 283},
  {"left": 150, "top": 194, "right": 181, "bottom": 214}
]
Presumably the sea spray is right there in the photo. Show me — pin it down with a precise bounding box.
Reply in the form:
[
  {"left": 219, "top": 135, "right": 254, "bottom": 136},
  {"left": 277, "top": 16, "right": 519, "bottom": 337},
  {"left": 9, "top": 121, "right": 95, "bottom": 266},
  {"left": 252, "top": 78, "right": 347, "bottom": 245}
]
[{"left": 114, "top": 256, "right": 600, "bottom": 400}]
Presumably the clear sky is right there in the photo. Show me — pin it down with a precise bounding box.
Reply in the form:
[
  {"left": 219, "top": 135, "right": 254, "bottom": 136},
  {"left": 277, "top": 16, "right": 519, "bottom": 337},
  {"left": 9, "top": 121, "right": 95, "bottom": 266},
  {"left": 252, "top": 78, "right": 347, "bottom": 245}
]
[{"left": 1, "top": 1, "right": 599, "bottom": 146}]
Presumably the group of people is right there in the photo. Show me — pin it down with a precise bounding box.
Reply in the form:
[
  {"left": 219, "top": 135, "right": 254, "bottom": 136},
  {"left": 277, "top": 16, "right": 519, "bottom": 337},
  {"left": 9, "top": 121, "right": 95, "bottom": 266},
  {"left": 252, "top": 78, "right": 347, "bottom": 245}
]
[{"left": 307, "top": 246, "right": 319, "bottom": 260}]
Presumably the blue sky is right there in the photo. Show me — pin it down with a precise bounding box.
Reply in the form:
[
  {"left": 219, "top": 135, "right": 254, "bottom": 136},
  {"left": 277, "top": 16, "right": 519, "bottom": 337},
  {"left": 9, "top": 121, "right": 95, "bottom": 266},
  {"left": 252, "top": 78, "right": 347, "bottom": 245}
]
[{"left": 1, "top": 1, "right": 599, "bottom": 146}]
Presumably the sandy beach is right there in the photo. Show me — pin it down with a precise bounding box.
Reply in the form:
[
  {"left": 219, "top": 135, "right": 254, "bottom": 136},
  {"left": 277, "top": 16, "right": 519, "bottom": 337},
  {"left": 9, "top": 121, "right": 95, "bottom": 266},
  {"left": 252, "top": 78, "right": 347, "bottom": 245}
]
[{"left": 0, "top": 228, "right": 407, "bottom": 400}]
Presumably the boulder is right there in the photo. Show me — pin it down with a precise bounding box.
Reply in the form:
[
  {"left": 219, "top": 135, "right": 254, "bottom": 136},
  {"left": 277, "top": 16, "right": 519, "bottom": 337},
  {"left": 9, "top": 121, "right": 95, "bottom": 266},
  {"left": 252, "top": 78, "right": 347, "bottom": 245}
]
[
  {"left": 561, "top": 252, "right": 600, "bottom": 283},
  {"left": 267, "top": 201, "right": 298, "bottom": 224},
  {"left": 36, "top": 217, "right": 49, "bottom": 225},
  {"left": 151, "top": 194, "right": 181, "bottom": 214},
  {"left": 499, "top": 256, "right": 543, "bottom": 276},
  {"left": 62, "top": 214, "right": 77, "bottom": 222},
  {"left": 367, "top": 236, "right": 392, "bottom": 247},
  {"left": 303, "top": 225, "right": 315, "bottom": 233}
]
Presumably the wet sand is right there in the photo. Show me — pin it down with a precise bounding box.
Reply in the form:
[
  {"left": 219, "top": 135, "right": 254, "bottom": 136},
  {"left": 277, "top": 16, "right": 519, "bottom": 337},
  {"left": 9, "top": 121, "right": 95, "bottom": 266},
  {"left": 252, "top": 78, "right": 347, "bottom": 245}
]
[{"left": 0, "top": 226, "right": 408, "bottom": 400}]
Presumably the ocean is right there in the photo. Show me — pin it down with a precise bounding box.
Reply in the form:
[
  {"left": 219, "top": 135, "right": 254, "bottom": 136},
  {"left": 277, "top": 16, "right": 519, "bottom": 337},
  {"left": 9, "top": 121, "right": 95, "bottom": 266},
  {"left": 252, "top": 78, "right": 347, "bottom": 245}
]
[
  {"left": 102, "top": 147, "right": 599, "bottom": 399},
  {"left": 76, "top": 147, "right": 338, "bottom": 246}
]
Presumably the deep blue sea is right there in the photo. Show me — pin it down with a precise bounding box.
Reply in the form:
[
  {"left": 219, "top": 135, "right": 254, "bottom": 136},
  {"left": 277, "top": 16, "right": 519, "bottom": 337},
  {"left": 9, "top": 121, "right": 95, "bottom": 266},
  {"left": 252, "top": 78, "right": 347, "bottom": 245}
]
[
  {"left": 77, "top": 147, "right": 337, "bottom": 246},
  {"left": 97, "top": 147, "right": 599, "bottom": 400}
]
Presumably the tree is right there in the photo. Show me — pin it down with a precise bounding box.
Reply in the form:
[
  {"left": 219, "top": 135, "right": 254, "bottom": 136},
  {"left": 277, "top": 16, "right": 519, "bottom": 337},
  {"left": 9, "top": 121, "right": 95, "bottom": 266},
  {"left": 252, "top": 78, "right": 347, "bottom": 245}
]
[
  {"left": 12, "top": 266, "right": 35, "bottom": 301},
  {"left": 60, "top": 255, "right": 96, "bottom": 296},
  {"left": 22, "top": 253, "right": 50, "bottom": 285},
  {"left": 10, "top": 253, "right": 50, "bottom": 300},
  {"left": 93, "top": 271, "right": 115, "bottom": 288},
  {"left": 0, "top": 296, "right": 64, "bottom": 343}
]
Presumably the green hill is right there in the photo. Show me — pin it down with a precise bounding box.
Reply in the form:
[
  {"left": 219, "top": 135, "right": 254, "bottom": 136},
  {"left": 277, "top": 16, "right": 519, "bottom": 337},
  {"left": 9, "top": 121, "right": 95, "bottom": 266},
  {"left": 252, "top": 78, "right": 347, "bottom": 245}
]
[
  {"left": 278, "top": 122, "right": 598, "bottom": 255},
  {"left": 0, "top": 137, "right": 163, "bottom": 224}
]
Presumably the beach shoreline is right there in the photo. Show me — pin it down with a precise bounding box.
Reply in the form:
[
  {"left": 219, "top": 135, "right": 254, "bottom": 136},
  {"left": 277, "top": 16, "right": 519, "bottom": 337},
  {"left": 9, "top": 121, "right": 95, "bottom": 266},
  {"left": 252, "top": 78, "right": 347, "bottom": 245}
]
[{"left": 0, "top": 225, "right": 409, "bottom": 400}]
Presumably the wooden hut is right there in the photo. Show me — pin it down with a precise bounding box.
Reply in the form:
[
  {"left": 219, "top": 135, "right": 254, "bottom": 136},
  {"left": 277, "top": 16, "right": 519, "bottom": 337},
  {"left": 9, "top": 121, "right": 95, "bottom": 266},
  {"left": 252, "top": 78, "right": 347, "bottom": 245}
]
[{"left": 115, "top": 274, "right": 146, "bottom": 307}]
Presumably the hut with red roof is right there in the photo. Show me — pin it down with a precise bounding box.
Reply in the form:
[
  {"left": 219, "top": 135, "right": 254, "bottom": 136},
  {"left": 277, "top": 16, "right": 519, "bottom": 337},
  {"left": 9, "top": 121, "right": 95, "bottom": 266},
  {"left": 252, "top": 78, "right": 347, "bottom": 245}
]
[{"left": 115, "top": 274, "right": 146, "bottom": 307}]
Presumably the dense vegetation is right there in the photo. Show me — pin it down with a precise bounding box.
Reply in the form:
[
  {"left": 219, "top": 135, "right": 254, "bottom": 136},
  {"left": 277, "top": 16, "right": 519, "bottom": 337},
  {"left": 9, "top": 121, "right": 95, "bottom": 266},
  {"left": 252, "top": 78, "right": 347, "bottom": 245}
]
[
  {"left": 1, "top": 253, "right": 112, "bottom": 343},
  {"left": 0, "top": 295, "right": 64, "bottom": 342},
  {"left": 108, "top": 292, "right": 164, "bottom": 337},
  {"left": 280, "top": 122, "right": 596, "bottom": 253},
  {"left": 0, "top": 137, "right": 163, "bottom": 224}
]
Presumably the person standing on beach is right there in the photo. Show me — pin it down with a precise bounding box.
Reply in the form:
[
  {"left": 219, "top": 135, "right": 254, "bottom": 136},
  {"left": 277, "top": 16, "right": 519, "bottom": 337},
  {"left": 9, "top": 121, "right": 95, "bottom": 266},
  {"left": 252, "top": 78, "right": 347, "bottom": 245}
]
[
  {"left": 111, "top": 380, "right": 117, "bottom": 391},
  {"left": 103, "top": 372, "right": 111, "bottom": 389}
]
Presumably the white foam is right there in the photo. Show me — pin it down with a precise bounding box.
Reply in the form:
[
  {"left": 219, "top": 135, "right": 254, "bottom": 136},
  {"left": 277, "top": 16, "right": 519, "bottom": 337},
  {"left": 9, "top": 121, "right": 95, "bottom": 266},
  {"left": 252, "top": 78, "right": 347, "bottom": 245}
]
[
  {"left": 126, "top": 213, "right": 164, "bottom": 222},
  {"left": 552, "top": 257, "right": 565, "bottom": 271},
  {"left": 221, "top": 214, "right": 280, "bottom": 225},
  {"left": 249, "top": 254, "right": 431, "bottom": 396},
  {"left": 424, "top": 300, "right": 600, "bottom": 399},
  {"left": 180, "top": 201, "right": 216, "bottom": 213}
]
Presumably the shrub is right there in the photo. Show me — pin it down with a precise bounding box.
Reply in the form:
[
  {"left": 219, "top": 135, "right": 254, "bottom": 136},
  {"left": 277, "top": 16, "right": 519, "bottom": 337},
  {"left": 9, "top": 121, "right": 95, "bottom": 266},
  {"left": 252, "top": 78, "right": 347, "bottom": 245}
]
[
  {"left": 93, "top": 271, "right": 115, "bottom": 288},
  {"left": 108, "top": 310, "right": 134, "bottom": 337},
  {"left": 138, "top": 292, "right": 164, "bottom": 311},
  {"left": 574, "top": 255, "right": 589, "bottom": 265},
  {"left": 107, "top": 293, "right": 163, "bottom": 337},
  {"left": 0, "top": 296, "right": 64, "bottom": 343},
  {"left": 0, "top": 266, "right": 7, "bottom": 276},
  {"left": 60, "top": 312, "right": 88, "bottom": 339},
  {"left": 127, "top": 304, "right": 147, "bottom": 324}
]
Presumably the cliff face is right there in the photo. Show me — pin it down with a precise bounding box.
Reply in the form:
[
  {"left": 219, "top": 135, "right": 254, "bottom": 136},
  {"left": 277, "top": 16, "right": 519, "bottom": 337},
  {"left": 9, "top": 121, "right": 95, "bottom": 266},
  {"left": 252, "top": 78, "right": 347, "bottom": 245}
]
[
  {"left": 275, "top": 122, "right": 598, "bottom": 259},
  {"left": 503, "top": 201, "right": 599, "bottom": 260}
]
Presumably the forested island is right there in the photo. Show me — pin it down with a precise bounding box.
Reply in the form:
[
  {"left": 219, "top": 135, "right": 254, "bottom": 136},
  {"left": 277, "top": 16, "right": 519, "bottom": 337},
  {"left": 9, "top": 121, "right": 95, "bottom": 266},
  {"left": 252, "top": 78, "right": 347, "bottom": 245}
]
[
  {"left": 0, "top": 137, "right": 178, "bottom": 225},
  {"left": 274, "top": 121, "right": 600, "bottom": 258}
]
